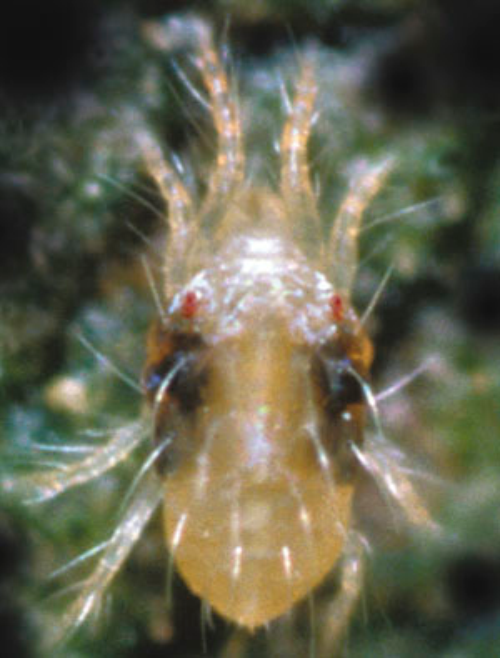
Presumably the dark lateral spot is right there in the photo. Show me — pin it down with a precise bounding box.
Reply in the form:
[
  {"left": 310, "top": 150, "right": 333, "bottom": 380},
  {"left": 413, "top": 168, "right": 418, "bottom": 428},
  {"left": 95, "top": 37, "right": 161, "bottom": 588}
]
[
  {"left": 143, "top": 332, "right": 207, "bottom": 414},
  {"left": 143, "top": 330, "right": 208, "bottom": 476},
  {"left": 311, "top": 344, "right": 366, "bottom": 483},
  {"left": 168, "top": 350, "right": 207, "bottom": 414},
  {"left": 446, "top": 553, "right": 500, "bottom": 618},
  {"left": 312, "top": 349, "right": 364, "bottom": 418}
]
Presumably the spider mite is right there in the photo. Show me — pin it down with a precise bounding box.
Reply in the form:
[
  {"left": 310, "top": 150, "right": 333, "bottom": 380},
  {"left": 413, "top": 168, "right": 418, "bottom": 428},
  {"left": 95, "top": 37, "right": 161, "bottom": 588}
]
[{"left": 2, "top": 17, "right": 438, "bottom": 653}]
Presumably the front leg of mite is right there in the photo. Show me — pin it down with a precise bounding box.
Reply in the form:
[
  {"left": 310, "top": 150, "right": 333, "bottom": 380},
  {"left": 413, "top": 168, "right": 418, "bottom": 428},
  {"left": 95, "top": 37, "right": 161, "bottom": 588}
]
[
  {"left": 328, "top": 158, "right": 393, "bottom": 301},
  {"left": 280, "top": 59, "right": 321, "bottom": 259},
  {"left": 194, "top": 26, "right": 244, "bottom": 220},
  {"left": 138, "top": 131, "right": 195, "bottom": 297}
]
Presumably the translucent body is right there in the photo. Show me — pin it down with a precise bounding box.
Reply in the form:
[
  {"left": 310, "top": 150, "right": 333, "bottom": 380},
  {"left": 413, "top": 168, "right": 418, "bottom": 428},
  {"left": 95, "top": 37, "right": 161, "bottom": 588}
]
[
  {"left": 138, "top": 24, "right": 387, "bottom": 628},
  {"left": 2, "top": 16, "right": 437, "bottom": 652},
  {"left": 143, "top": 191, "right": 373, "bottom": 626}
]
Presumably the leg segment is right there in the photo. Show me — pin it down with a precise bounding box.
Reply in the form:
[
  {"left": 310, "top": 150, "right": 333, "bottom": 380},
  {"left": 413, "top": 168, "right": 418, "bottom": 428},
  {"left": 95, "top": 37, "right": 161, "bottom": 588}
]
[
  {"left": 353, "top": 432, "right": 439, "bottom": 533},
  {"left": 139, "top": 132, "right": 194, "bottom": 296},
  {"left": 195, "top": 31, "right": 244, "bottom": 211},
  {"left": 2, "top": 421, "right": 147, "bottom": 504},
  {"left": 280, "top": 61, "right": 321, "bottom": 258},
  {"left": 48, "top": 470, "right": 163, "bottom": 646},
  {"left": 328, "top": 158, "right": 393, "bottom": 300},
  {"left": 349, "top": 370, "right": 438, "bottom": 533},
  {"left": 319, "top": 532, "right": 365, "bottom": 654}
]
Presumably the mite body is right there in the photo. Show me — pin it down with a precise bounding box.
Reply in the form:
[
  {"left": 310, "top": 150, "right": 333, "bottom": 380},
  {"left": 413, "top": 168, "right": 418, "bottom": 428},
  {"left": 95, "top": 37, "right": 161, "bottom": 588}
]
[
  {"left": 3, "top": 17, "right": 436, "bottom": 651},
  {"left": 139, "top": 25, "right": 380, "bottom": 629},
  {"left": 142, "top": 190, "right": 373, "bottom": 628}
]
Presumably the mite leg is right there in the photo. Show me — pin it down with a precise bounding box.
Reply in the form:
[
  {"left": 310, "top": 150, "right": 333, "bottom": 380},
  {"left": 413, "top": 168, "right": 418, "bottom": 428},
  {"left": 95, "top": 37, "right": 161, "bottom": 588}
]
[
  {"left": 48, "top": 470, "right": 163, "bottom": 646},
  {"left": 354, "top": 432, "right": 440, "bottom": 534},
  {"left": 280, "top": 60, "right": 321, "bottom": 258},
  {"left": 138, "top": 132, "right": 194, "bottom": 296},
  {"left": 328, "top": 158, "right": 393, "bottom": 301},
  {"left": 2, "top": 421, "right": 147, "bottom": 504},
  {"left": 349, "top": 373, "right": 439, "bottom": 534},
  {"left": 319, "top": 532, "right": 365, "bottom": 655},
  {"left": 195, "top": 31, "right": 244, "bottom": 216}
]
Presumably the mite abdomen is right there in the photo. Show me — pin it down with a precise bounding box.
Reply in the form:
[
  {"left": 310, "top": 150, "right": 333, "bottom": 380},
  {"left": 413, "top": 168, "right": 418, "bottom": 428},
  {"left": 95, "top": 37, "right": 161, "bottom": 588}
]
[
  {"left": 164, "top": 463, "right": 353, "bottom": 629},
  {"left": 160, "top": 313, "right": 356, "bottom": 628}
]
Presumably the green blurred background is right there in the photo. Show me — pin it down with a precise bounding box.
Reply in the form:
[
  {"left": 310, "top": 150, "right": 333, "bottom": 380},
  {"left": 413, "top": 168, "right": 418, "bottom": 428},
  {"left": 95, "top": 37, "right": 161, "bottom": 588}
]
[{"left": 1, "top": 0, "right": 500, "bottom": 656}]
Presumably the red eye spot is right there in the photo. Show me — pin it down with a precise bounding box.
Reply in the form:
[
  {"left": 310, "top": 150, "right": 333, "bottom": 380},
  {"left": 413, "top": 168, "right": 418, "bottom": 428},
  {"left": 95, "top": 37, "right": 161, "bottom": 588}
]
[
  {"left": 181, "top": 291, "right": 199, "bottom": 319},
  {"left": 329, "top": 294, "right": 343, "bottom": 322}
]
